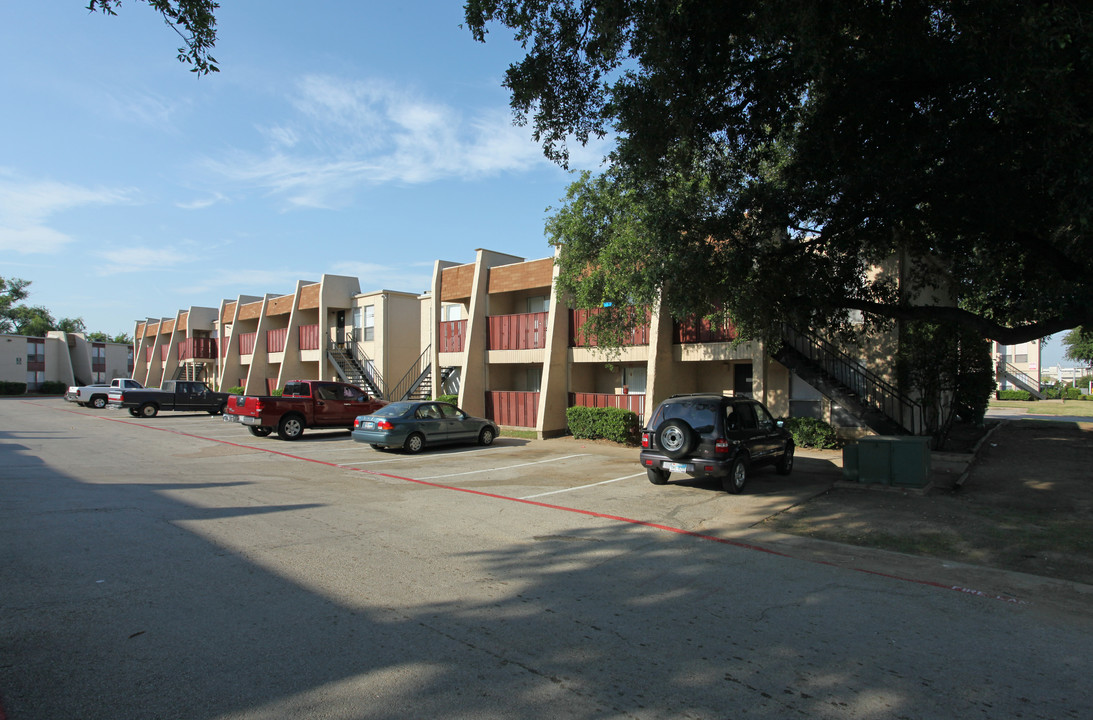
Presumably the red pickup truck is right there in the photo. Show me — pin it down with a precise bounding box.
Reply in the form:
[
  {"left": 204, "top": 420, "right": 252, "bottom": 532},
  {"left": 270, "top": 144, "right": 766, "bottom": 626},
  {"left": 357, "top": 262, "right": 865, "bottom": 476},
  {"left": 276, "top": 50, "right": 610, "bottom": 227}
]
[{"left": 223, "top": 380, "right": 387, "bottom": 440}]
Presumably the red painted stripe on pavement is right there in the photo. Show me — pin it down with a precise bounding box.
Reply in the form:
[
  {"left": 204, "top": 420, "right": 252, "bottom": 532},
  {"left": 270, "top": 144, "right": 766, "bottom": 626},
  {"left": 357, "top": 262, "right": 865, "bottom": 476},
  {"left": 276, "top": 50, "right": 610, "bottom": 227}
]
[{"left": 35, "top": 401, "right": 1029, "bottom": 605}]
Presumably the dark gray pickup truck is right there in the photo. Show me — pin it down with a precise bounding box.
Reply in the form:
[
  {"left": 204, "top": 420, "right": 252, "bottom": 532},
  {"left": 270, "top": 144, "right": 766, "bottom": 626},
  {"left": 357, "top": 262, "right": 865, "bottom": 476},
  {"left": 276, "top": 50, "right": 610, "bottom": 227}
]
[{"left": 109, "top": 380, "right": 231, "bottom": 418}]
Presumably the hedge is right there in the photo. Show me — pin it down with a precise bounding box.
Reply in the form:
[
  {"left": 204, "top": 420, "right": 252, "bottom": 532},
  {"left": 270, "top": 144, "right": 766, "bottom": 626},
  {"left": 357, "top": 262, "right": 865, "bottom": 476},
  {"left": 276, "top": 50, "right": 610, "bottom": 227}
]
[
  {"left": 781, "top": 417, "right": 840, "bottom": 449},
  {"left": 997, "top": 389, "right": 1032, "bottom": 401},
  {"left": 566, "top": 406, "right": 640, "bottom": 444},
  {"left": 0, "top": 381, "right": 27, "bottom": 395},
  {"left": 39, "top": 381, "right": 67, "bottom": 395},
  {"left": 437, "top": 394, "right": 459, "bottom": 405}
]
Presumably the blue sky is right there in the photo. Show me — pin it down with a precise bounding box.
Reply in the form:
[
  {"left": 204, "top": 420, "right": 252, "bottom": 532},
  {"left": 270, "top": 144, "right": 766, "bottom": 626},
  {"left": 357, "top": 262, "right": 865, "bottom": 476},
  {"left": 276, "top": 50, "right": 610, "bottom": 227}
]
[
  {"left": 0, "top": 1, "right": 606, "bottom": 339},
  {"left": 0, "top": 2, "right": 1077, "bottom": 367}
]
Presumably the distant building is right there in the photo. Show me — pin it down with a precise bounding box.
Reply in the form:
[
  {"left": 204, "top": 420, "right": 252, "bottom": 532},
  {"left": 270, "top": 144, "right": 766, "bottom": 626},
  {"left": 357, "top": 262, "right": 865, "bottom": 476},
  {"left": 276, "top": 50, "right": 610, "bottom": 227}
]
[
  {"left": 0, "top": 331, "right": 133, "bottom": 390},
  {"left": 991, "top": 339, "right": 1044, "bottom": 397}
]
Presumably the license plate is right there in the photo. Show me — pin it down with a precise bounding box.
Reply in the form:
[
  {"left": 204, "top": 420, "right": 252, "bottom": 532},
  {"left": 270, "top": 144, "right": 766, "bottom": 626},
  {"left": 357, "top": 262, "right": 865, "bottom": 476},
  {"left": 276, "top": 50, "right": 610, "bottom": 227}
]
[
  {"left": 665, "top": 462, "right": 689, "bottom": 473},
  {"left": 362, "top": 421, "right": 375, "bottom": 429}
]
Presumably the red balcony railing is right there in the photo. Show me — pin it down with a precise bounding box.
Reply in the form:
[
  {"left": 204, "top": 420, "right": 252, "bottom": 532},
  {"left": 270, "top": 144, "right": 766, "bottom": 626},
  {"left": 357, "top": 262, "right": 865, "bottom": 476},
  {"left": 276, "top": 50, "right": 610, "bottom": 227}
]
[
  {"left": 177, "top": 338, "right": 218, "bottom": 360},
  {"left": 485, "top": 391, "right": 540, "bottom": 428},
  {"left": 299, "top": 324, "right": 321, "bottom": 351},
  {"left": 569, "top": 308, "right": 651, "bottom": 347},
  {"left": 266, "top": 327, "right": 288, "bottom": 353},
  {"left": 238, "top": 332, "right": 257, "bottom": 355},
  {"left": 674, "top": 315, "right": 736, "bottom": 344},
  {"left": 488, "top": 312, "right": 548, "bottom": 351},
  {"left": 144, "top": 347, "right": 154, "bottom": 362},
  {"left": 568, "top": 392, "right": 646, "bottom": 423},
  {"left": 439, "top": 320, "right": 467, "bottom": 353},
  {"left": 160, "top": 345, "right": 170, "bottom": 361}
]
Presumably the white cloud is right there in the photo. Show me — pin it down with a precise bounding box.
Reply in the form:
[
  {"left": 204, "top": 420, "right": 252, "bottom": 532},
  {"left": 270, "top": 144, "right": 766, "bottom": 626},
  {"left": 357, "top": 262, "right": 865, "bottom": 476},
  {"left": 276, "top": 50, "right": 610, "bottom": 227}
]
[
  {"left": 94, "top": 247, "right": 189, "bottom": 276},
  {"left": 0, "top": 174, "right": 135, "bottom": 254},
  {"left": 330, "top": 261, "right": 434, "bottom": 294},
  {"left": 175, "top": 192, "right": 228, "bottom": 210},
  {"left": 205, "top": 74, "right": 563, "bottom": 208}
]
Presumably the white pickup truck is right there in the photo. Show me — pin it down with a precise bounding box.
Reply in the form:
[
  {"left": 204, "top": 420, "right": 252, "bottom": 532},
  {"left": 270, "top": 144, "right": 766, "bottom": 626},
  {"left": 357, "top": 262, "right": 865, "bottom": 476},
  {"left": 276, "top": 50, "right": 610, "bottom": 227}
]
[{"left": 65, "top": 378, "right": 144, "bottom": 409}]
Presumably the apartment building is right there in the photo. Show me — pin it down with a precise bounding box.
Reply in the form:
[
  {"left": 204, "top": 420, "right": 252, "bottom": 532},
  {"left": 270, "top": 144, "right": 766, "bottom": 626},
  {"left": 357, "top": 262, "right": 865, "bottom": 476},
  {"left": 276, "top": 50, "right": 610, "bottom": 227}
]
[
  {"left": 991, "top": 339, "right": 1043, "bottom": 397},
  {"left": 136, "top": 275, "right": 423, "bottom": 399},
  {"left": 421, "top": 249, "right": 918, "bottom": 439},
  {"left": 1, "top": 331, "right": 133, "bottom": 390}
]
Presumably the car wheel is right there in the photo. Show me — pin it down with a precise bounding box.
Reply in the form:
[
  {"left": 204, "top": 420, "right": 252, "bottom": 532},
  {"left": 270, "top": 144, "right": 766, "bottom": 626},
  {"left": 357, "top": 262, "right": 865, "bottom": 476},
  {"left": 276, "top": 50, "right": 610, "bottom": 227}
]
[
  {"left": 723, "top": 455, "right": 749, "bottom": 494},
  {"left": 277, "top": 415, "right": 305, "bottom": 441},
  {"left": 128, "top": 407, "right": 141, "bottom": 418},
  {"left": 404, "top": 432, "right": 425, "bottom": 454},
  {"left": 647, "top": 467, "right": 669, "bottom": 485},
  {"left": 207, "top": 404, "right": 225, "bottom": 416},
  {"left": 139, "top": 403, "right": 158, "bottom": 418},
  {"left": 776, "top": 442, "right": 795, "bottom": 475},
  {"left": 478, "top": 427, "right": 495, "bottom": 446},
  {"left": 655, "top": 419, "right": 697, "bottom": 460},
  {"left": 90, "top": 395, "right": 107, "bottom": 409},
  {"left": 248, "top": 426, "right": 272, "bottom": 437}
]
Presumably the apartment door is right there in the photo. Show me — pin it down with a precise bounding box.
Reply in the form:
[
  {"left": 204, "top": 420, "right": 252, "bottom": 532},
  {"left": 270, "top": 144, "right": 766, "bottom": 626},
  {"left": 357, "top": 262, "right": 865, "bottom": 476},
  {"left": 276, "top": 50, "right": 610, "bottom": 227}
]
[{"left": 734, "top": 363, "right": 753, "bottom": 397}]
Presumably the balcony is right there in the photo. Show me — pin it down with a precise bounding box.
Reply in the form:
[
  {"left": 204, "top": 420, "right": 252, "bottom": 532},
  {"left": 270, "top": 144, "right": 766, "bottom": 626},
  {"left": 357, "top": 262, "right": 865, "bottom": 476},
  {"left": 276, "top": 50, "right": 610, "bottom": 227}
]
[
  {"left": 488, "top": 312, "right": 548, "bottom": 351},
  {"left": 144, "top": 347, "right": 154, "bottom": 362},
  {"left": 569, "top": 308, "right": 651, "bottom": 347},
  {"left": 299, "top": 324, "right": 321, "bottom": 351},
  {"left": 238, "top": 331, "right": 257, "bottom": 356},
  {"left": 439, "top": 319, "right": 467, "bottom": 353},
  {"left": 177, "top": 338, "right": 218, "bottom": 360},
  {"left": 159, "top": 345, "right": 169, "bottom": 361},
  {"left": 674, "top": 315, "right": 736, "bottom": 344},
  {"left": 568, "top": 392, "right": 646, "bottom": 423},
  {"left": 485, "top": 391, "right": 539, "bottom": 428},
  {"left": 267, "top": 327, "right": 288, "bottom": 354}
]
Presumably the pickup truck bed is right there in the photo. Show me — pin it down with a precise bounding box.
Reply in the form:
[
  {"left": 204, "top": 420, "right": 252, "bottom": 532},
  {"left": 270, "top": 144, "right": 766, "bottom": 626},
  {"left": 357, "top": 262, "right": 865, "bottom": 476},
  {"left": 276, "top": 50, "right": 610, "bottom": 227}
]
[{"left": 224, "top": 380, "right": 387, "bottom": 440}]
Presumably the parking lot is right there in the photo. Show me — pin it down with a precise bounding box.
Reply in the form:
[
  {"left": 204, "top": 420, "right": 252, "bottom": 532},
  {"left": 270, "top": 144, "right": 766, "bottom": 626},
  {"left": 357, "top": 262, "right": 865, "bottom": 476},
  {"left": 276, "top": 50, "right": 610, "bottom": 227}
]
[{"left": 4, "top": 398, "right": 1091, "bottom": 720}]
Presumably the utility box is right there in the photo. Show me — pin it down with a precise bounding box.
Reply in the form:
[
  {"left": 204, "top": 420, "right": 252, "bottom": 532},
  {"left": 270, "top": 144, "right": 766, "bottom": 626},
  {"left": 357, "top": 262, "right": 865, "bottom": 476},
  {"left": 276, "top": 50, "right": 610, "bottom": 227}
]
[
  {"left": 842, "top": 444, "right": 859, "bottom": 483},
  {"left": 852, "top": 436, "right": 932, "bottom": 487}
]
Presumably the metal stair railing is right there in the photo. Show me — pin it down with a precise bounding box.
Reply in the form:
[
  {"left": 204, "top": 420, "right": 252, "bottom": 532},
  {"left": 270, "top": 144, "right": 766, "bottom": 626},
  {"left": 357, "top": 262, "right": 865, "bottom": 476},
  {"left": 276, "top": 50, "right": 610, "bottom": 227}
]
[
  {"left": 997, "top": 361, "right": 1044, "bottom": 399},
  {"left": 780, "top": 325, "right": 924, "bottom": 435},
  {"left": 328, "top": 340, "right": 387, "bottom": 399},
  {"left": 389, "top": 346, "right": 432, "bottom": 401}
]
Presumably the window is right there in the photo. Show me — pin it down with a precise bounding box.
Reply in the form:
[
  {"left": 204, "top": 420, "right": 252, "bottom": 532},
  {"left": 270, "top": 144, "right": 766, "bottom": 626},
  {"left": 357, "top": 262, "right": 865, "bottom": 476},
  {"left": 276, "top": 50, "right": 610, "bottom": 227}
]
[
  {"left": 363, "top": 305, "right": 375, "bottom": 341},
  {"left": 736, "top": 402, "right": 759, "bottom": 430},
  {"left": 526, "top": 366, "right": 542, "bottom": 392},
  {"left": 527, "top": 295, "right": 549, "bottom": 313},
  {"left": 442, "top": 304, "right": 462, "bottom": 322},
  {"left": 622, "top": 366, "right": 647, "bottom": 393}
]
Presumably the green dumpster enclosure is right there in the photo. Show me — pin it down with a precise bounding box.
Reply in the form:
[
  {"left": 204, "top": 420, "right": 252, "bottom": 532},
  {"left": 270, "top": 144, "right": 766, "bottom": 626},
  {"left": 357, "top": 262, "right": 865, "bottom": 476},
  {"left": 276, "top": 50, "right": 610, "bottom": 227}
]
[{"left": 843, "top": 436, "right": 932, "bottom": 488}]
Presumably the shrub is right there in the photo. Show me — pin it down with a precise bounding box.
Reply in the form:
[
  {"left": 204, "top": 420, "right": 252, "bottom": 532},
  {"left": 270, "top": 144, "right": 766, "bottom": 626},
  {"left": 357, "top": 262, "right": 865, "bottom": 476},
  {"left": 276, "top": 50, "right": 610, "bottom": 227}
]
[
  {"left": 0, "top": 381, "right": 27, "bottom": 395},
  {"left": 781, "top": 417, "right": 840, "bottom": 449},
  {"left": 227, "top": 386, "right": 245, "bottom": 395},
  {"left": 997, "top": 389, "right": 1032, "bottom": 401},
  {"left": 566, "top": 406, "right": 640, "bottom": 444},
  {"left": 437, "top": 394, "right": 459, "bottom": 405},
  {"left": 271, "top": 388, "right": 283, "bottom": 396},
  {"left": 39, "top": 381, "right": 68, "bottom": 395}
]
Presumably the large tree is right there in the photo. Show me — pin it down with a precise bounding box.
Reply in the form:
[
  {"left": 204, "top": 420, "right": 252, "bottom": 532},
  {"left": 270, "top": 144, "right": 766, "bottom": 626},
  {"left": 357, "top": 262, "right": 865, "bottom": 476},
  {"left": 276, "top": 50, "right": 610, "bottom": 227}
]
[
  {"left": 466, "top": 0, "right": 1093, "bottom": 344},
  {"left": 87, "top": 0, "right": 219, "bottom": 74},
  {"left": 1062, "top": 327, "right": 1093, "bottom": 368}
]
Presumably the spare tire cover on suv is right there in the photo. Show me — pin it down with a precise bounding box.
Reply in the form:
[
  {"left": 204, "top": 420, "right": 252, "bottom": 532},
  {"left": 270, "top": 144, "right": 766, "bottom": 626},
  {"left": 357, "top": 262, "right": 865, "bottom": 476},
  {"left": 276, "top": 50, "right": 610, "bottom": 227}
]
[{"left": 656, "top": 419, "right": 697, "bottom": 459}]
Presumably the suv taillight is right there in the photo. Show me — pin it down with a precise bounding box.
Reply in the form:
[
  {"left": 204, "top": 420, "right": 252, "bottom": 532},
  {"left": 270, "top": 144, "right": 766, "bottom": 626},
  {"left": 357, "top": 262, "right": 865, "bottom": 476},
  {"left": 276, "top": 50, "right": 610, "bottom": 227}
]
[
  {"left": 641, "top": 431, "right": 651, "bottom": 448},
  {"left": 715, "top": 438, "right": 730, "bottom": 454}
]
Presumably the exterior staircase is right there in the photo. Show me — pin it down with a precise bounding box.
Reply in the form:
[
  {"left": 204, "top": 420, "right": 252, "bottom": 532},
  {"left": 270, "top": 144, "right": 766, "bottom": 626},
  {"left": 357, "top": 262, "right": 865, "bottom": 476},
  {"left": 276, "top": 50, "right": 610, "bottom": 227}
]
[
  {"left": 327, "top": 341, "right": 385, "bottom": 399},
  {"left": 996, "top": 360, "right": 1044, "bottom": 399},
  {"left": 387, "top": 346, "right": 456, "bottom": 401},
  {"left": 775, "top": 326, "right": 924, "bottom": 435},
  {"left": 173, "top": 363, "right": 205, "bottom": 382}
]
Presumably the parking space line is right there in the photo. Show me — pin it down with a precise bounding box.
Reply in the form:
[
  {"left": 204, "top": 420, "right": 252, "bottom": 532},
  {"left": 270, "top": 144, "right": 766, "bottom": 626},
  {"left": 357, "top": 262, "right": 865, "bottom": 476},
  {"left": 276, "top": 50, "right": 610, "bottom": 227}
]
[
  {"left": 414, "top": 454, "right": 590, "bottom": 480},
  {"left": 520, "top": 472, "right": 646, "bottom": 499}
]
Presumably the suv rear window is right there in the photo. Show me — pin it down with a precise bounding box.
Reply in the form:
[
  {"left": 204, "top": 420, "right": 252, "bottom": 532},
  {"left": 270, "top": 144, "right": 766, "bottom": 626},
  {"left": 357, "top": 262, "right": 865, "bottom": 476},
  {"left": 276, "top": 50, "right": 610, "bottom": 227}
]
[{"left": 654, "top": 398, "right": 719, "bottom": 435}]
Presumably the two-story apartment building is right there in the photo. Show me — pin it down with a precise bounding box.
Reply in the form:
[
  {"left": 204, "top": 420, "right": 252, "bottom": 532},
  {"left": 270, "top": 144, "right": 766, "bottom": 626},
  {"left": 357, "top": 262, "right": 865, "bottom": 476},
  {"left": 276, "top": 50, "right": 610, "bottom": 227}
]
[{"left": 1, "top": 331, "right": 133, "bottom": 390}]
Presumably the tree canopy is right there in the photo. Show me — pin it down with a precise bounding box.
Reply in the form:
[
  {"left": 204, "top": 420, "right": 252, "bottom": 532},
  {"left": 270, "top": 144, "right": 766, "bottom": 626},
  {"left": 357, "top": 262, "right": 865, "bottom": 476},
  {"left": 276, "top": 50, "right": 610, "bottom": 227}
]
[
  {"left": 1062, "top": 327, "right": 1093, "bottom": 367},
  {"left": 1, "top": 277, "right": 102, "bottom": 339},
  {"left": 87, "top": 0, "right": 219, "bottom": 74},
  {"left": 466, "top": 0, "right": 1093, "bottom": 345}
]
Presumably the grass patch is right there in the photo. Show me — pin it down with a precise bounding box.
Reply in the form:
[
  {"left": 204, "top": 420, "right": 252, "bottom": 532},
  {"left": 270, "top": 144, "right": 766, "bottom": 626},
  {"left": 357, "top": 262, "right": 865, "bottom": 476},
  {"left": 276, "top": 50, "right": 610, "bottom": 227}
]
[
  {"left": 502, "top": 428, "right": 538, "bottom": 440},
  {"left": 990, "top": 400, "right": 1093, "bottom": 416}
]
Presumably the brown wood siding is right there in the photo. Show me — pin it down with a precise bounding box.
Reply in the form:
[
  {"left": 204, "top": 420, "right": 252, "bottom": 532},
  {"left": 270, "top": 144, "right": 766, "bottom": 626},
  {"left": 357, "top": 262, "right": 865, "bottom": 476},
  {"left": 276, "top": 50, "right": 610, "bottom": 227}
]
[
  {"left": 135, "top": 322, "right": 146, "bottom": 338},
  {"left": 222, "top": 301, "right": 238, "bottom": 320},
  {"left": 440, "top": 264, "right": 475, "bottom": 301},
  {"left": 298, "top": 284, "right": 321, "bottom": 310},
  {"left": 160, "top": 319, "right": 175, "bottom": 335},
  {"left": 144, "top": 323, "right": 159, "bottom": 337},
  {"left": 177, "top": 311, "right": 188, "bottom": 331},
  {"left": 238, "top": 301, "right": 263, "bottom": 321},
  {"left": 266, "top": 294, "right": 295, "bottom": 316},
  {"left": 488, "top": 258, "right": 553, "bottom": 294}
]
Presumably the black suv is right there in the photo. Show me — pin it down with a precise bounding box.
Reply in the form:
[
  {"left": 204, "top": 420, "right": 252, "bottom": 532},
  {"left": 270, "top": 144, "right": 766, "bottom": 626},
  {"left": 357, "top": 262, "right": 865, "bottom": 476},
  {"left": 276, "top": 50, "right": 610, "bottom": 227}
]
[{"left": 639, "top": 394, "right": 794, "bottom": 493}]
